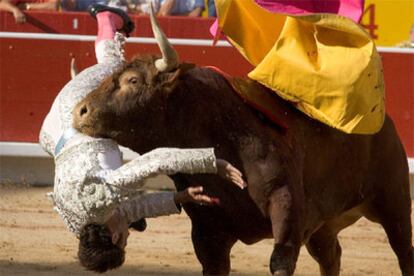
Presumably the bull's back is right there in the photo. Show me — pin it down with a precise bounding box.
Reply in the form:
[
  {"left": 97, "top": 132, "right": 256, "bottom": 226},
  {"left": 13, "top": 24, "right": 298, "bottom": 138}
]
[
  {"left": 180, "top": 69, "right": 409, "bottom": 239},
  {"left": 368, "top": 115, "right": 410, "bottom": 195}
]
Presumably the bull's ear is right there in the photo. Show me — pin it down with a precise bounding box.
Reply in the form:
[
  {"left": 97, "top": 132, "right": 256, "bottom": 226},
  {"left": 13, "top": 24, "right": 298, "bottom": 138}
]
[
  {"left": 159, "top": 63, "right": 194, "bottom": 94},
  {"left": 161, "top": 69, "right": 181, "bottom": 94}
]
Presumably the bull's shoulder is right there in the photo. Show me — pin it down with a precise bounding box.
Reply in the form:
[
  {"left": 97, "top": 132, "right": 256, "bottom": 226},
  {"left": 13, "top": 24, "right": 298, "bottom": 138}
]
[{"left": 181, "top": 66, "right": 235, "bottom": 90}]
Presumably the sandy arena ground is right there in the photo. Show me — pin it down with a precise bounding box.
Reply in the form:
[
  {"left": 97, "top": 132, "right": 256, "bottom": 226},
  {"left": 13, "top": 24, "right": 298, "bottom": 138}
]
[{"left": 0, "top": 182, "right": 411, "bottom": 276}]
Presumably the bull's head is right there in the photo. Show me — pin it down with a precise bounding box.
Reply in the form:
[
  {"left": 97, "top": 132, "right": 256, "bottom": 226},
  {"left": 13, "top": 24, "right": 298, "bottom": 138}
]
[{"left": 73, "top": 6, "right": 189, "bottom": 146}]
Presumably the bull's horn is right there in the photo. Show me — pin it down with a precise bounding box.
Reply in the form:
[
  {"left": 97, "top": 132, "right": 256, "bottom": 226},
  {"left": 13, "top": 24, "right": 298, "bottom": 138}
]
[
  {"left": 70, "top": 57, "right": 78, "bottom": 79},
  {"left": 149, "top": 2, "right": 179, "bottom": 72}
]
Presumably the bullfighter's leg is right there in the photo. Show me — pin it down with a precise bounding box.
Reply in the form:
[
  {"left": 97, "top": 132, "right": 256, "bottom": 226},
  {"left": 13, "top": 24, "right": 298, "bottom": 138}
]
[
  {"left": 305, "top": 209, "right": 361, "bottom": 276},
  {"left": 190, "top": 210, "right": 237, "bottom": 275},
  {"left": 268, "top": 185, "right": 300, "bottom": 276},
  {"left": 54, "top": 11, "right": 126, "bottom": 133},
  {"left": 94, "top": 10, "right": 127, "bottom": 65}
]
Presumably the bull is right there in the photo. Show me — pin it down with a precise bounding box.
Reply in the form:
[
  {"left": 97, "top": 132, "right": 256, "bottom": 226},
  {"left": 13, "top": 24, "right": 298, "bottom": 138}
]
[{"left": 72, "top": 10, "right": 413, "bottom": 276}]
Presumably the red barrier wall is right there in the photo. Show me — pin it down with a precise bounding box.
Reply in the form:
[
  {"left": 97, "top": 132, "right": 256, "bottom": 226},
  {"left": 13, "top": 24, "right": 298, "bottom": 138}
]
[{"left": 0, "top": 11, "right": 413, "bottom": 156}]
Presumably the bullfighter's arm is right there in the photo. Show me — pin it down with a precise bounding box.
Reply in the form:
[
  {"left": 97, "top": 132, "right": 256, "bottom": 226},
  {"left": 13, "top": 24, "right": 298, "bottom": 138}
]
[
  {"left": 187, "top": 7, "right": 203, "bottom": 17},
  {"left": 104, "top": 147, "right": 217, "bottom": 189},
  {"left": 0, "top": 0, "right": 26, "bottom": 23},
  {"left": 118, "top": 191, "right": 180, "bottom": 224},
  {"left": 21, "top": 1, "right": 58, "bottom": 11},
  {"left": 187, "top": 0, "right": 204, "bottom": 16},
  {"left": 157, "top": 0, "right": 174, "bottom": 16}
]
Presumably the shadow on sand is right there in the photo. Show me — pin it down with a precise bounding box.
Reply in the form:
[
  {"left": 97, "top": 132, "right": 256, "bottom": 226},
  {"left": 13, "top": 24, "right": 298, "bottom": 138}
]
[{"left": 0, "top": 260, "right": 200, "bottom": 276}]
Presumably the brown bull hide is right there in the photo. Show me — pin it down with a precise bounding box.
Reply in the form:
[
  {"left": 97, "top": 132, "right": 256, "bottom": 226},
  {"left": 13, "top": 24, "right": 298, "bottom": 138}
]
[{"left": 73, "top": 58, "right": 413, "bottom": 275}]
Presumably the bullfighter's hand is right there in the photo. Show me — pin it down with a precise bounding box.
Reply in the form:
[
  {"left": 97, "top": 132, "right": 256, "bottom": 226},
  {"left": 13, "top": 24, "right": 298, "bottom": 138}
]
[
  {"left": 12, "top": 9, "right": 26, "bottom": 24},
  {"left": 216, "top": 159, "right": 247, "bottom": 189},
  {"left": 174, "top": 186, "right": 220, "bottom": 206}
]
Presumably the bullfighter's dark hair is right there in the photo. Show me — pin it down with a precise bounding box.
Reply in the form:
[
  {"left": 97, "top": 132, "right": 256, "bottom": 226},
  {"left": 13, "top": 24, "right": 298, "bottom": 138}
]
[{"left": 78, "top": 223, "right": 125, "bottom": 273}]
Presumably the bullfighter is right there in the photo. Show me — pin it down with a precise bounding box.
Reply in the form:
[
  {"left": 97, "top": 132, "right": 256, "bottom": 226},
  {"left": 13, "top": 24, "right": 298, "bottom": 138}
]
[{"left": 38, "top": 4, "right": 246, "bottom": 273}]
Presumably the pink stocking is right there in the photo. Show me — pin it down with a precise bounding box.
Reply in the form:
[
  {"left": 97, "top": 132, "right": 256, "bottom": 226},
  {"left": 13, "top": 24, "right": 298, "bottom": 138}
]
[{"left": 95, "top": 11, "right": 124, "bottom": 46}]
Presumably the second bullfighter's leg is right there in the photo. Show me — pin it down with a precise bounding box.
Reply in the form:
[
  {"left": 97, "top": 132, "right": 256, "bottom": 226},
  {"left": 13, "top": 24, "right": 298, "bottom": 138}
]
[
  {"left": 191, "top": 214, "right": 237, "bottom": 275},
  {"left": 268, "top": 185, "right": 300, "bottom": 275},
  {"left": 305, "top": 209, "right": 361, "bottom": 276}
]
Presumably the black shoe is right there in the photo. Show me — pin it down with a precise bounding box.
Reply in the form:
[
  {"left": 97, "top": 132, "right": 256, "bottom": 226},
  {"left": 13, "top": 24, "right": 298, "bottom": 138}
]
[
  {"left": 129, "top": 218, "right": 147, "bottom": 232},
  {"left": 88, "top": 4, "right": 135, "bottom": 37}
]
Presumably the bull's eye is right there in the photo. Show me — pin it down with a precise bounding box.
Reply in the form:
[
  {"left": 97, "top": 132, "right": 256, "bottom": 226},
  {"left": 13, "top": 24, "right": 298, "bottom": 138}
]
[{"left": 128, "top": 77, "right": 138, "bottom": 84}]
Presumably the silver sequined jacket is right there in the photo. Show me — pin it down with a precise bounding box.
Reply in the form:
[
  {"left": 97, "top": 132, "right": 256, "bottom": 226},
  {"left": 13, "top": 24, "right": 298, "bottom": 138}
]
[
  {"left": 38, "top": 36, "right": 217, "bottom": 237},
  {"left": 47, "top": 139, "right": 216, "bottom": 236}
]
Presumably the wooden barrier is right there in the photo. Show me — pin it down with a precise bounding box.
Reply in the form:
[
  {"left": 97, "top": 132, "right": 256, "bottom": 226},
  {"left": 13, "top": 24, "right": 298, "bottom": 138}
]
[{"left": 1, "top": 11, "right": 413, "bottom": 158}]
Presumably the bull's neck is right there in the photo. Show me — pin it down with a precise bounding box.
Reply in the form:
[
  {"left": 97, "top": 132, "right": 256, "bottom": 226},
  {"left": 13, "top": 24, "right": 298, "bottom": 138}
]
[{"left": 162, "top": 71, "right": 266, "bottom": 150}]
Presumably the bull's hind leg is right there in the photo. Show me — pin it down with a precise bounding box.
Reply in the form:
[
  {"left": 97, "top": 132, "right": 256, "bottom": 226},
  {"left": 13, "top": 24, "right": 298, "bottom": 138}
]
[
  {"left": 366, "top": 147, "right": 414, "bottom": 275},
  {"left": 268, "top": 185, "right": 301, "bottom": 276},
  {"left": 305, "top": 209, "right": 362, "bottom": 276},
  {"left": 369, "top": 187, "right": 414, "bottom": 275},
  {"left": 368, "top": 120, "right": 414, "bottom": 275}
]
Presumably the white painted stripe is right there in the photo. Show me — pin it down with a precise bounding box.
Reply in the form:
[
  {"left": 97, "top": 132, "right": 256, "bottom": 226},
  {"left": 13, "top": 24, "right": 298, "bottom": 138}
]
[
  {"left": 409, "top": 158, "right": 414, "bottom": 174},
  {"left": 0, "top": 32, "right": 96, "bottom": 41},
  {"left": 129, "top": 37, "right": 231, "bottom": 47},
  {"left": 376, "top": 47, "right": 414, "bottom": 54},
  {"left": 1, "top": 141, "right": 413, "bottom": 173},
  {"left": 0, "top": 142, "right": 50, "bottom": 158},
  {"left": 0, "top": 141, "right": 139, "bottom": 160},
  {"left": 2, "top": 32, "right": 414, "bottom": 53},
  {"left": 0, "top": 31, "right": 231, "bottom": 47}
]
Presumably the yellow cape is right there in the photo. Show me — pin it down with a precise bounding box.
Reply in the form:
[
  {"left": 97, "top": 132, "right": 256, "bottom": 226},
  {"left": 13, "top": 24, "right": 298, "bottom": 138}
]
[{"left": 215, "top": 0, "right": 385, "bottom": 134}]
